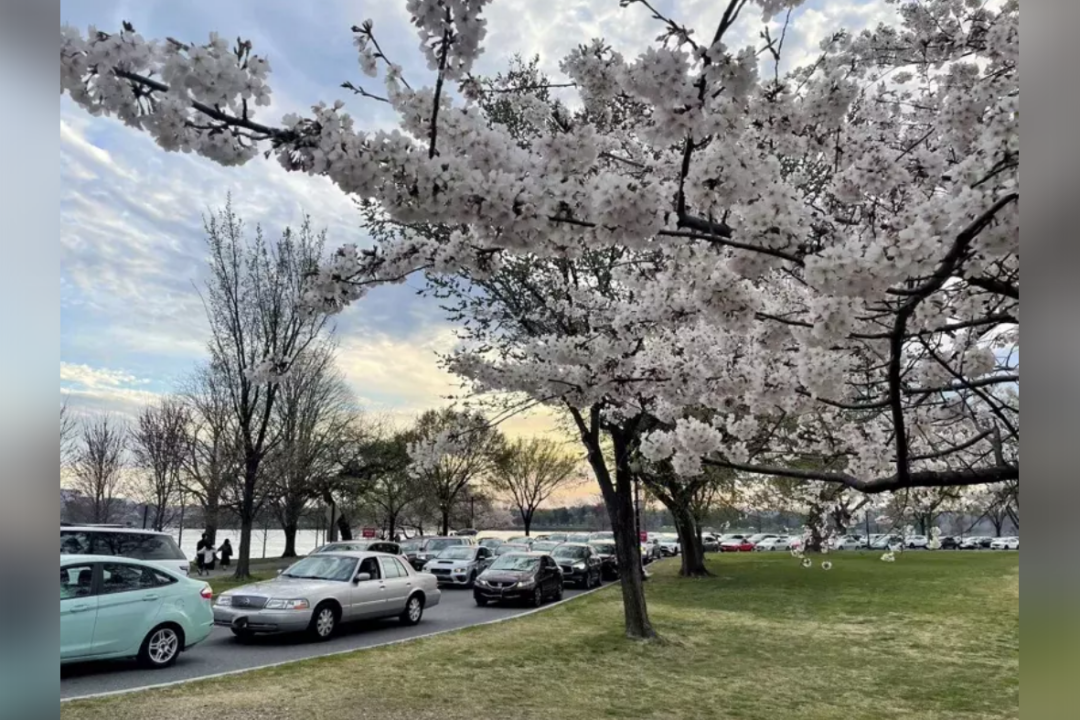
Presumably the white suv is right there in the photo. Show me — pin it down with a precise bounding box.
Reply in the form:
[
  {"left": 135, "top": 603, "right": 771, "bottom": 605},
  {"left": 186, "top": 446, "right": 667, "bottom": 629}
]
[{"left": 60, "top": 526, "right": 190, "bottom": 576}]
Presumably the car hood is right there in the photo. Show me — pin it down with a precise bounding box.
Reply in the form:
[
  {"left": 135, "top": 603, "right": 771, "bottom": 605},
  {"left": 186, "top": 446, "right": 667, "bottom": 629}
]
[
  {"left": 479, "top": 570, "right": 532, "bottom": 583},
  {"left": 226, "top": 577, "right": 341, "bottom": 597},
  {"left": 426, "top": 558, "right": 473, "bottom": 568}
]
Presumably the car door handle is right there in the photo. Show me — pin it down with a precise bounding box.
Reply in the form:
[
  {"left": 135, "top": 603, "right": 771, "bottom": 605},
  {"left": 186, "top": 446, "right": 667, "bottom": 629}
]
[
  {"left": 68, "top": 604, "right": 92, "bottom": 613},
  {"left": 142, "top": 594, "right": 161, "bottom": 602}
]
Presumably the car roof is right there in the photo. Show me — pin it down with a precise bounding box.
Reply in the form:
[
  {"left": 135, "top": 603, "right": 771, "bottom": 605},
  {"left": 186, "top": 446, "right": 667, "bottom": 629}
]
[
  {"left": 61, "top": 553, "right": 162, "bottom": 565},
  {"left": 555, "top": 542, "right": 590, "bottom": 548},
  {"left": 60, "top": 526, "right": 172, "bottom": 536},
  {"left": 306, "top": 551, "right": 401, "bottom": 559}
]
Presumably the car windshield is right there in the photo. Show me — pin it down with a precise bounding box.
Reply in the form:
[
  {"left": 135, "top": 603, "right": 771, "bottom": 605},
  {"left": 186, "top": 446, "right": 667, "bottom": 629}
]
[
  {"left": 547, "top": 534, "right": 568, "bottom": 541},
  {"left": 553, "top": 545, "right": 588, "bottom": 559},
  {"left": 490, "top": 555, "right": 540, "bottom": 572},
  {"left": 496, "top": 544, "right": 528, "bottom": 556},
  {"left": 438, "top": 547, "right": 475, "bottom": 560},
  {"left": 317, "top": 542, "right": 369, "bottom": 553},
  {"left": 567, "top": 534, "right": 590, "bottom": 543},
  {"left": 281, "top": 556, "right": 357, "bottom": 582},
  {"left": 424, "top": 539, "right": 460, "bottom": 552},
  {"left": 591, "top": 543, "right": 616, "bottom": 554},
  {"left": 531, "top": 542, "right": 558, "bottom": 551}
]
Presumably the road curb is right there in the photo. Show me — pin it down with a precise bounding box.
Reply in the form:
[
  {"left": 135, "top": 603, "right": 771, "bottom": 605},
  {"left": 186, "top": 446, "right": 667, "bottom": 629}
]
[{"left": 61, "top": 582, "right": 613, "bottom": 703}]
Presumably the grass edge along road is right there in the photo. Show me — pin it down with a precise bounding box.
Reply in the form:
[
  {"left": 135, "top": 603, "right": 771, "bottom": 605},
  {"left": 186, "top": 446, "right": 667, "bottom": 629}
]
[{"left": 62, "top": 553, "right": 1019, "bottom": 720}]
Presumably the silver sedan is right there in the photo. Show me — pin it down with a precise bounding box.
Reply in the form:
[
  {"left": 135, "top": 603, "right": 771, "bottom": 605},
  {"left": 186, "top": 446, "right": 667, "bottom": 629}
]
[{"left": 213, "top": 552, "right": 440, "bottom": 641}]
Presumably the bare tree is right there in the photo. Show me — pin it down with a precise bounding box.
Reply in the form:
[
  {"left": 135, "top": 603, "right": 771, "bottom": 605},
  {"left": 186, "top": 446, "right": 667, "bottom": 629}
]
[
  {"left": 201, "top": 199, "right": 329, "bottom": 578},
  {"left": 60, "top": 398, "right": 78, "bottom": 468},
  {"left": 490, "top": 437, "right": 581, "bottom": 536},
  {"left": 70, "top": 415, "right": 127, "bottom": 524},
  {"left": 181, "top": 362, "right": 240, "bottom": 547},
  {"left": 129, "top": 397, "right": 190, "bottom": 531},
  {"left": 266, "top": 340, "right": 356, "bottom": 557},
  {"left": 409, "top": 408, "right": 505, "bottom": 536}
]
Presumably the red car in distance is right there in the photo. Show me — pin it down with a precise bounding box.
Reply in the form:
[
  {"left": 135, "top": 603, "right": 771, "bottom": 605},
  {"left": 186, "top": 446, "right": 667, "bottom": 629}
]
[{"left": 719, "top": 537, "right": 755, "bottom": 552}]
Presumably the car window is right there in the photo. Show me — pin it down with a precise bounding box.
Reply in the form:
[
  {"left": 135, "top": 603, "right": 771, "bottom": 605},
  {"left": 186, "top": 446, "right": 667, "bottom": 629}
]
[
  {"left": 90, "top": 532, "right": 187, "bottom": 560},
  {"left": 356, "top": 557, "right": 382, "bottom": 580},
  {"left": 61, "top": 564, "right": 95, "bottom": 600},
  {"left": 379, "top": 557, "right": 404, "bottom": 579},
  {"left": 478, "top": 547, "right": 492, "bottom": 559},
  {"left": 100, "top": 563, "right": 159, "bottom": 595},
  {"left": 60, "top": 531, "right": 92, "bottom": 555}
]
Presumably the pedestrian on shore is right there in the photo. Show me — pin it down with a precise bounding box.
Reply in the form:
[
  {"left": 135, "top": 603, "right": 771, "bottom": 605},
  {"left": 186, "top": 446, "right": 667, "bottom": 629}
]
[
  {"left": 195, "top": 533, "right": 209, "bottom": 576},
  {"left": 218, "top": 539, "right": 233, "bottom": 569},
  {"left": 201, "top": 542, "right": 217, "bottom": 573}
]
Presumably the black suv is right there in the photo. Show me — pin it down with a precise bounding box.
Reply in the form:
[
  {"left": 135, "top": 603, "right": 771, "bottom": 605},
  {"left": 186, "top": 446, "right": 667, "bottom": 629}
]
[
  {"left": 474, "top": 552, "right": 564, "bottom": 607},
  {"left": 551, "top": 543, "right": 603, "bottom": 588},
  {"left": 588, "top": 541, "right": 619, "bottom": 581}
]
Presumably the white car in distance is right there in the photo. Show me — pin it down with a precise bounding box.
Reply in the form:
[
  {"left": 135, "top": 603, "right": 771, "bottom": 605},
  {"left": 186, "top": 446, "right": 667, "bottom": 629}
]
[{"left": 990, "top": 536, "right": 1019, "bottom": 550}]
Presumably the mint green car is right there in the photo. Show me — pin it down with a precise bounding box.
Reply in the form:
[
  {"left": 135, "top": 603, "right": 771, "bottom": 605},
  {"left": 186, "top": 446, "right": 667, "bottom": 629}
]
[{"left": 61, "top": 554, "right": 215, "bottom": 668}]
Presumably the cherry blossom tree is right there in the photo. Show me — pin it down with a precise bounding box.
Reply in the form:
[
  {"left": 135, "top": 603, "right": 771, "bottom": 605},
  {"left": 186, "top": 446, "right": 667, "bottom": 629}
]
[{"left": 59, "top": 0, "right": 1019, "bottom": 635}]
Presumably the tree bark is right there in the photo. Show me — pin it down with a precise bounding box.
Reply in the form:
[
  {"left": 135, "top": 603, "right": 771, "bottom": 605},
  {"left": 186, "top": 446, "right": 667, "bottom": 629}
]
[
  {"left": 672, "top": 504, "right": 709, "bottom": 577},
  {"left": 282, "top": 523, "right": 298, "bottom": 558},
  {"left": 337, "top": 514, "right": 353, "bottom": 541},
  {"left": 233, "top": 457, "right": 259, "bottom": 579},
  {"left": 440, "top": 508, "right": 451, "bottom": 537},
  {"left": 572, "top": 410, "right": 657, "bottom": 641},
  {"left": 523, "top": 512, "right": 533, "bottom": 536}
]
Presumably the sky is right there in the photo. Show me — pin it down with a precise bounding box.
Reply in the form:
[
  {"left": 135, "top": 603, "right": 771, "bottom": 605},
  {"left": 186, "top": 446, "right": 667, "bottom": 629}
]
[{"left": 59, "top": 0, "right": 900, "bottom": 500}]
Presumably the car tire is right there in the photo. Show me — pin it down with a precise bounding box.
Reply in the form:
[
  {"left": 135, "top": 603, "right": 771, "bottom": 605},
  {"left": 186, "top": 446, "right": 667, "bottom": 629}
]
[
  {"left": 554, "top": 583, "right": 564, "bottom": 601},
  {"left": 474, "top": 596, "right": 488, "bottom": 607},
  {"left": 532, "top": 587, "right": 544, "bottom": 608},
  {"left": 400, "top": 594, "right": 425, "bottom": 626},
  {"left": 231, "top": 628, "right": 255, "bottom": 643},
  {"left": 138, "top": 624, "right": 182, "bottom": 669},
  {"left": 308, "top": 603, "right": 339, "bottom": 642}
]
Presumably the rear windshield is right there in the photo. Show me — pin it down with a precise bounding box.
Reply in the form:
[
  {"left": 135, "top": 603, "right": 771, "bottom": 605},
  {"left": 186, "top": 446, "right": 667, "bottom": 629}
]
[
  {"left": 61, "top": 530, "right": 186, "bottom": 560},
  {"left": 425, "top": 538, "right": 463, "bottom": 552},
  {"left": 553, "top": 545, "right": 588, "bottom": 559}
]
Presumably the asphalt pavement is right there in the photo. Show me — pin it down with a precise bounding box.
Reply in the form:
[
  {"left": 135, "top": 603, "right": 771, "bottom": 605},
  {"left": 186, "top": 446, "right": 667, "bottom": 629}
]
[{"left": 60, "top": 583, "right": 595, "bottom": 700}]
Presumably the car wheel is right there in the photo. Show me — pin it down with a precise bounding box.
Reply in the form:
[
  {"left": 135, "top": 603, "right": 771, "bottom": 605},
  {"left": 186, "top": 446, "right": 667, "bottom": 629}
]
[
  {"left": 138, "top": 624, "right": 182, "bottom": 669},
  {"left": 307, "top": 603, "right": 339, "bottom": 641},
  {"left": 231, "top": 628, "right": 255, "bottom": 643},
  {"left": 532, "top": 587, "right": 544, "bottom": 608},
  {"left": 401, "top": 595, "right": 425, "bottom": 626},
  {"left": 474, "top": 596, "right": 488, "bottom": 607}
]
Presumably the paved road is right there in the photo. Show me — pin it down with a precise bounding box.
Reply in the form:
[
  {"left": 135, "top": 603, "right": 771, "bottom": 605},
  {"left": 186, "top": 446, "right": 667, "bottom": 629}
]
[{"left": 60, "top": 583, "right": 596, "bottom": 700}]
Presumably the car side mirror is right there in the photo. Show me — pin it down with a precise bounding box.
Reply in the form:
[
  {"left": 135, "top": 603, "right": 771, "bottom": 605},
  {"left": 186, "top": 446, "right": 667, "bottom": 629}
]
[{"left": 354, "top": 572, "right": 372, "bottom": 583}]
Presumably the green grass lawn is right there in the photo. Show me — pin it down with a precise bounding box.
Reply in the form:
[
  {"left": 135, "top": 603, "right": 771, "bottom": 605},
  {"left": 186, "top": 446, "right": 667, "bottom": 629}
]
[{"left": 63, "top": 552, "right": 1019, "bottom": 720}]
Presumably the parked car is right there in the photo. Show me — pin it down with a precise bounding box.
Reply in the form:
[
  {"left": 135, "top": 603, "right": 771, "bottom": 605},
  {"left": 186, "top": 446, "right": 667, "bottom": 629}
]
[
  {"left": 478, "top": 537, "right": 504, "bottom": 550},
  {"left": 656, "top": 535, "right": 681, "bottom": 557},
  {"left": 452, "top": 528, "right": 479, "bottom": 537},
  {"left": 990, "top": 536, "right": 1019, "bottom": 550},
  {"left": 313, "top": 540, "right": 401, "bottom": 556},
  {"left": 588, "top": 541, "right": 619, "bottom": 580},
  {"left": 871, "top": 535, "right": 905, "bottom": 550},
  {"left": 747, "top": 533, "right": 780, "bottom": 546},
  {"left": 529, "top": 540, "right": 562, "bottom": 554},
  {"left": 505, "top": 536, "right": 535, "bottom": 548},
  {"left": 753, "top": 536, "right": 789, "bottom": 552},
  {"left": 720, "top": 538, "right": 755, "bottom": 552},
  {"left": 474, "top": 552, "right": 564, "bottom": 607},
  {"left": 566, "top": 533, "right": 593, "bottom": 544},
  {"left": 939, "top": 535, "right": 961, "bottom": 550},
  {"left": 551, "top": 543, "right": 603, "bottom": 588},
  {"left": 538, "top": 532, "right": 568, "bottom": 543},
  {"left": 906, "top": 535, "right": 930, "bottom": 549},
  {"left": 701, "top": 534, "right": 720, "bottom": 552},
  {"left": 588, "top": 532, "right": 615, "bottom": 543},
  {"left": 423, "top": 545, "right": 496, "bottom": 587},
  {"left": 641, "top": 537, "right": 663, "bottom": 563},
  {"left": 833, "top": 535, "right": 868, "bottom": 550},
  {"left": 61, "top": 554, "right": 213, "bottom": 668},
  {"left": 215, "top": 552, "right": 440, "bottom": 641},
  {"left": 61, "top": 527, "right": 190, "bottom": 577},
  {"left": 495, "top": 543, "right": 532, "bottom": 557},
  {"left": 960, "top": 536, "right": 991, "bottom": 549},
  {"left": 408, "top": 537, "right": 475, "bottom": 570}
]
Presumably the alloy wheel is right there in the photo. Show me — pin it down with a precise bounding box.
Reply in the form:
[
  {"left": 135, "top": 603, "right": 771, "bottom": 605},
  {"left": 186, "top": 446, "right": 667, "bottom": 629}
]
[
  {"left": 315, "top": 607, "right": 336, "bottom": 638},
  {"left": 147, "top": 627, "right": 179, "bottom": 666}
]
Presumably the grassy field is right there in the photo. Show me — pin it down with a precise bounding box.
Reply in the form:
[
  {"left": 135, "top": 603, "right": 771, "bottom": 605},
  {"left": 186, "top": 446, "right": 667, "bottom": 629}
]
[{"left": 63, "top": 552, "right": 1019, "bottom": 720}]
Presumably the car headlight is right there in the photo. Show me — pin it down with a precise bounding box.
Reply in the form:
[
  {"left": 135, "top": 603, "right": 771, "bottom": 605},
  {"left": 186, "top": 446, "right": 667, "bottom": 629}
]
[
  {"left": 454, "top": 567, "right": 468, "bottom": 574},
  {"left": 516, "top": 577, "right": 536, "bottom": 588},
  {"left": 215, "top": 594, "right": 233, "bottom": 607},
  {"left": 573, "top": 562, "right": 586, "bottom": 570},
  {"left": 475, "top": 578, "right": 488, "bottom": 587},
  {"left": 264, "top": 598, "right": 310, "bottom": 610}
]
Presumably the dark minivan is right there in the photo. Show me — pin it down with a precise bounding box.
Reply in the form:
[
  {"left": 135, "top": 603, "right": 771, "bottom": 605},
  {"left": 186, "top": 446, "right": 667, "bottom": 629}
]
[{"left": 60, "top": 526, "right": 190, "bottom": 576}]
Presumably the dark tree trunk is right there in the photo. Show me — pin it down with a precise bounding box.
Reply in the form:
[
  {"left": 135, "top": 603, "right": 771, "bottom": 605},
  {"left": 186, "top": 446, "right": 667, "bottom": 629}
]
[
  {"left": 202, "top": 499, "right": 220, "bottom": 548},
  {"left": 337, "top": 514, "right": 353, "bottom": 541},
  {"left": 673, "top": 504, "right": 709, "bottom": 577},
  {"left": 576, "top": 413, "right": 657, "bottom": 641},
  {"left": 234, "top": 457, "right": 259, "bottom": 579},
  {"left": 523, "top": 512, "right": 533, "bottom": 536},
  {"left": 282, "top": 524, "right": 298, "bottom": 558},
  {"left": 804, "top": 502, "right": 827, "bottom": 553},
  {"left": 440, "top": 508, "right": 451, "bottom": 537}
]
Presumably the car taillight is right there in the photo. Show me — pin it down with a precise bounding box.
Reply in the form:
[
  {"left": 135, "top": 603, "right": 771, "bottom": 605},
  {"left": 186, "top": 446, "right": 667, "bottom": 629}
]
[{"left": 200, "top": 585, "right": 213, "bottom": 600}]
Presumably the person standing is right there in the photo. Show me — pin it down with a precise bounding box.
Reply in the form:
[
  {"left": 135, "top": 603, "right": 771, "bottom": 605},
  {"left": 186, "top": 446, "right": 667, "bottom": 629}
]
[
  {"left": 218, "top": 539, "right": 233, "bottom": 570},
  {"left": 195, "top": 533, "right": 209, "bottom": 577},
  {"left": 201, "top": 541, "right": 217, "bottom": 574}
]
